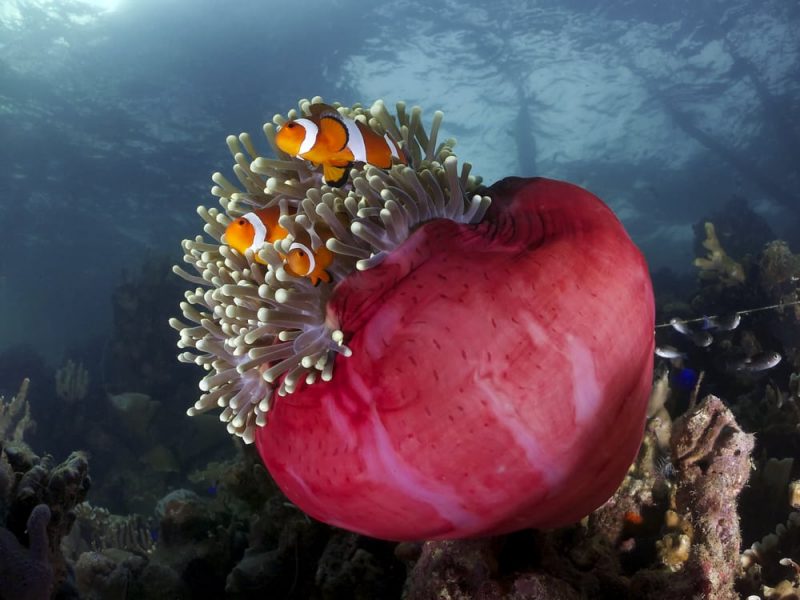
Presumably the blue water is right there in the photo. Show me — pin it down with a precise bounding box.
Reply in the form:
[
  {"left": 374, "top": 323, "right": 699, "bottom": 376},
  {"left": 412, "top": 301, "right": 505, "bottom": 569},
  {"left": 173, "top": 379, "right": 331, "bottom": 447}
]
[{"left": 0, "top": 0, "right": 797, "bottom": 361}]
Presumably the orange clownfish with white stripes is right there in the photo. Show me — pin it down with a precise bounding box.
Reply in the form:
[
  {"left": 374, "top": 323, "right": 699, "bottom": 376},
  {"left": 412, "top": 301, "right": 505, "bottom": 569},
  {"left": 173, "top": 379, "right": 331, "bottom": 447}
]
[
  {"left": 224, "top": 206, "right": 288, "bottom": 264},
  {"left": 282, "top": 238, "right": 334, "bottom": 286},
  {"left": 275, "top": 103, "right": 407, "bottom": 186}
]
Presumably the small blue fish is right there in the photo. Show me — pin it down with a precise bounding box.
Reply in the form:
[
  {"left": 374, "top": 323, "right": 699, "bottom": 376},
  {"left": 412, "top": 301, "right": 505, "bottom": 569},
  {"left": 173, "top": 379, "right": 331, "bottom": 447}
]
[{"left": 672, "top": 367, "right": 699, "bottom": 390}]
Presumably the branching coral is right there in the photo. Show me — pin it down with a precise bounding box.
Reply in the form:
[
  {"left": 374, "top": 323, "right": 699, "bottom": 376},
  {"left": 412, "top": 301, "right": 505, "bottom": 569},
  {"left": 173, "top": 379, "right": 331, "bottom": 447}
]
[
  {"left": 694, "top": 221, "right": 746, "bottom": 285},
  {"left": 0, "top": 378, "right": 35, "bottom": 443},
  {"left": 171, "top": 98, "right": 490, "bottom": 443}
]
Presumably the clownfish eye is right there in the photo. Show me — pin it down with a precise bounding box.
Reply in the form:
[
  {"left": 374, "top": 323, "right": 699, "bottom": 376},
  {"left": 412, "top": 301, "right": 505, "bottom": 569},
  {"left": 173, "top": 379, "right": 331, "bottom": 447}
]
[
  {"left": 287, "top": 123, "right": 296, "bottom": 129},
  {"left": 238, "top": 219, "right": 246, "bottom": 225},
  {"left": 296, "top": 249, "right": 305, "bottom": 256}
]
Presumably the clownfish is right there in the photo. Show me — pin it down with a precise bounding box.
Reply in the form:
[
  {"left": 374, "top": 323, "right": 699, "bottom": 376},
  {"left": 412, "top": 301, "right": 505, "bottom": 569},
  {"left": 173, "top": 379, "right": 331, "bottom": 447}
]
[
  {"left": 282, "top": 238, "right": 334, "bottom": 286},
  {"left": 224, "top": 206, "right": 288, "bottom": 264},
  {"left": 275, "top": 103, "right": 407, "bottom": 186}
]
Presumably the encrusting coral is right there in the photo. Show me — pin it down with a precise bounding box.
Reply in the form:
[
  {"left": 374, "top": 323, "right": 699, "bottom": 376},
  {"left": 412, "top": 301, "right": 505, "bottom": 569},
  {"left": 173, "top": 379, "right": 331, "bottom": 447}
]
[
  {"left": 171, "top": 97, "right": 490, "bottom": 443},
  {"left": 661, "top": 395, "right": 753, "bottom": 597}
]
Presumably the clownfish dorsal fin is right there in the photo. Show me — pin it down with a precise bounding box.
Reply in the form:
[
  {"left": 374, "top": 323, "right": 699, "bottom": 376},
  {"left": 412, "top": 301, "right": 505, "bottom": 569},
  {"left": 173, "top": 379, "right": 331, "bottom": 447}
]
[{"left": 307, "top": 102, "right": 341, "bottom": 120}]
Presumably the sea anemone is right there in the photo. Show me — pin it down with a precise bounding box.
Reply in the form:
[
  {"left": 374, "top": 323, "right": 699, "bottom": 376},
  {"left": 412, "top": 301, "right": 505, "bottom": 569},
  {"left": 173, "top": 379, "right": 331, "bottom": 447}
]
[
  {"left": 171, "top": 98, "right": 490, "bottom": 444},
  {"left": 172, "top": 98, "right": 655, "bottom": 540}
]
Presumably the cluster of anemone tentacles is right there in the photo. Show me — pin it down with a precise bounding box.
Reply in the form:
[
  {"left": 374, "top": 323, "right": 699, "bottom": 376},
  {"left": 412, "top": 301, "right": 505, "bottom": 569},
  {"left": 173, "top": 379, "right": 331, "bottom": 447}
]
[{"left": 171, "top": 98, "right": 491, "bottom": 443}]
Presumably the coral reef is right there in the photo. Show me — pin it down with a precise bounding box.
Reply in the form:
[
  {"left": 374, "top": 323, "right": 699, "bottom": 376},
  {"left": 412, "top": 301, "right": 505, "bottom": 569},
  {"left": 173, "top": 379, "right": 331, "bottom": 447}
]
[
  {"left": 643, "top": 395, "right": 753, "bottom": 598},
  {"left": 65, "top": 442, "right": 407, "bottom": 600},
  {"left": 5, "top": 390, "right": 770, "bottom": 600},
  {"left": 4, "top": 99, "right": 798, "bottom": 597},
  {"left": 651, "top": 216, "right": 800, "bottom": 599},
  {"left": 0, "top": 361, "right": 787, "bottom": 599},
  {"left": 0, "top": 413, "right": 91, "bottom": 597}
]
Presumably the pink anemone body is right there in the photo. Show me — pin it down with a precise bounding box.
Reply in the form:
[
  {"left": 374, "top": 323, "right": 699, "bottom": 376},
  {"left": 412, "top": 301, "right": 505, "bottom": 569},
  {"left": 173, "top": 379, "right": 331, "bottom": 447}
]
[{"left": 256, "top": 177, "right": 655, "bottom": 541}]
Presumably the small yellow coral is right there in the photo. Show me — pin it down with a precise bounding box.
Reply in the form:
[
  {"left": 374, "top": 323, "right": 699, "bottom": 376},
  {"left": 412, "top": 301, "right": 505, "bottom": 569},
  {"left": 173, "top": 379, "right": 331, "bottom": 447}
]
[
  {"left": 656, "top": 532, "right": 691, "bottom": 570},
  {"left": 693, "top": 222, "right": 745, "bottom": 285}
]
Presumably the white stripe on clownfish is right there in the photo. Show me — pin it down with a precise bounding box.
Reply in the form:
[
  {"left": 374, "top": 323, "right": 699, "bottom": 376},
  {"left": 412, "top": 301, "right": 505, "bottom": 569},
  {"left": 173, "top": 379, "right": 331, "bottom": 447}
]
[
  {"left": 294, "top": 118, "right": 319, "bottom": 156},
  {"left": 343, "top": 118, "right": 367, "bottom": 163},
  {"left": 385, "top": 133, "right": 399, "bottom": 160},
  {"left": 243, "top": 212, "right": 268, "bottom": 253}
]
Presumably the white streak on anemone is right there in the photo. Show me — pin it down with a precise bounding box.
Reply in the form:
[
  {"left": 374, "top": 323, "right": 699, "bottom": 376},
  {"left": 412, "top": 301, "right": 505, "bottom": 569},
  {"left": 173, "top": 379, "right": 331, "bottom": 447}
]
[{"left": 172, "top": 98, "right": 491, "bottom": 442}]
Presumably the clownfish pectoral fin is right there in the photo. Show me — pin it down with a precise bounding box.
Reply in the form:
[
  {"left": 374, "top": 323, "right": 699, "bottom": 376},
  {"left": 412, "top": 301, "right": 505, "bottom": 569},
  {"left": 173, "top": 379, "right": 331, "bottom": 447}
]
[
  {"left": 310, "top": 269, "right": 332, "bottom": 286},
  {"left": 318, "top": 115, "right": 349, "bottom": 152},
  {"left": 323, "top": 162, "right": 352, "bottom": 187}
]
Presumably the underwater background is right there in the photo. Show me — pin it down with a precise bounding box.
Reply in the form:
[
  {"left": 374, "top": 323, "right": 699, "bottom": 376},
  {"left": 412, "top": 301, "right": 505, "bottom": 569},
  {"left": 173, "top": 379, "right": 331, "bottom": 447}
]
[{"left": 1, "top": 0, "right": 799, "bottom": 598}]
